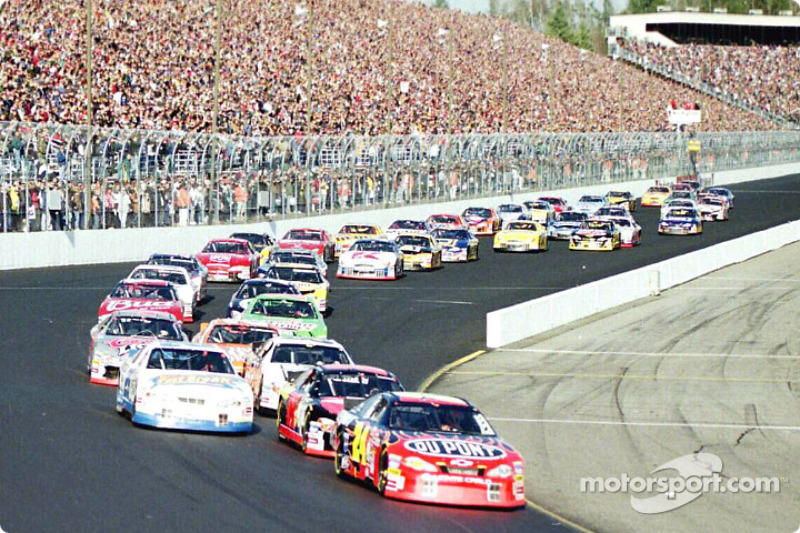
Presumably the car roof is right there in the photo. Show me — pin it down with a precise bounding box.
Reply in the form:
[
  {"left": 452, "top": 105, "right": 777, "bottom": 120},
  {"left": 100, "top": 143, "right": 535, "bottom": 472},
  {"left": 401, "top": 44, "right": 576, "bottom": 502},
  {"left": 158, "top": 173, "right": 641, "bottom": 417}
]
[
  {"left": 318, "top": 363, "right": 391, "bottom": 376},
  {"left": 106, "top": 309, "right": 179, "bottom": 321},
  {"left": 388, "top": 392, "right": 470, "bottom": 407}
]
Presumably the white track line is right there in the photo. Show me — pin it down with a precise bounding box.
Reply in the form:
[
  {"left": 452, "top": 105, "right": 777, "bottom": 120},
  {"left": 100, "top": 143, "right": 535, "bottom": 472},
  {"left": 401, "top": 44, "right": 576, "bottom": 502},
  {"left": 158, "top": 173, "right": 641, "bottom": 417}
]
[
  {"left": 494, "top": 348, "right": 800, "bottom": 360},
  {"left": 489, "top": 417, "right": 800, "bottom": 432}
]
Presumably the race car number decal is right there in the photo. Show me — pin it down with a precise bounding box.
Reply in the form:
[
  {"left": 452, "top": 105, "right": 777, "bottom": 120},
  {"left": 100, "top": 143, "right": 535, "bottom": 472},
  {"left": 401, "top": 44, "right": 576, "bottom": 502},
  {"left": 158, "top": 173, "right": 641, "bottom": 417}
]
[
  {"left": 351, "top": 422, "right": 369, "bottom": 465},
  {"left": 105, "top": 300, "right": 174, "bottom": 312},
  {"left": 404, "top": 439, "right": 507, "bottom": 459}
]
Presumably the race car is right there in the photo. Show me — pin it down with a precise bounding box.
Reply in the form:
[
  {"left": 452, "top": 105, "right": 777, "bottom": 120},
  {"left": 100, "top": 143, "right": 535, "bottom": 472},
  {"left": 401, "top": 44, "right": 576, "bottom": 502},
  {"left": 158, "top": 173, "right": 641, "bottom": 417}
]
[
  {"left": 386, "top": 220, "right": 432, "bottom": 240},
  {"left": 432, "top": 228, "right": 479, "bottom": 262},
  {"left": 334, "top": 224, "right": 386, "bottom": 258},
  {"left": 277, "top": 364, "right": 404, "bottom": 457},
  {"left": 496, "top": 204, "right": 527, "bottom": 225},
  {"left": 333, "top": 392, "right": 525, "bottom": 508},
  {"left": 395, "top": 233, "right": 443, "bottom": 271},
  {"left": 461, "top": 207, "right": 501, "bottom": 236},
  {"left": 573, "top": 195, "right": 607, "bottom": 215},
  {"left": 569, "top": 219, "right": 621, "bottom": 251},
  {"left": 605, "top": 190, "right": 637, "bottom": 211},
  {"left": 115, "top": 341, "right": 253, "bottom": 433},
  {"left": 196, "top": 238, "right": 259, "bottom": 283},
  {"left": 127, "top": 264, "right": 196, "bottom": 322},
  {"left": 522, "top": 200, "right": 555, "bottom": 225},
  {"left": 88, "top": 310, "right": 188, "bottom": 386},
  {"left": 191, "top": 319, "right": 280, "bottom": 376},
  {"left": 548, "top": 211, "right": 588, "bottom": 240},
  {"left": 672, "top": 181, "right": 699, "bottom": 199},
  {"left": 602, "top": 216, "right": 641, "bottom": 247},
  {"left": 595, "top": 206, "right": 632, "bottom": 219},
  {"left": 245, "top": 337, "right": 354, "bottom": 414},
  {"left": 698, "top": 195, "right": 730, "bottom": 221},
  {"left": 425, "top": 214, "right": 467, "bottom": 231},
  {"left": 660, "top": 198, "right": 697, "bottom": 219},
  {"left": 640, "top": 186, "right": 671, "bottom": 207},
  {"left": 703, "top": 187, "right": 735, "bottom": 208},
  {"left": 337, "top": 239, "right": 405, "bottom": 280},
  {"left": 241, "top": 294, "right": 327, "bottom": 338},
  {"left": 146, "top": 253, "right": 208, "bottom": 304},
  {"left": 259, "top": 264, "right": 329, "bottom": 313},
  {"left": 227, "top": 279, "right": 301, "bottom": 318},
  {"left": 277, "top": 228, "right": 336, "bottom": 263},
  {"left": 98, "top": 279, "right": 184, "bottom": 323},
  {"left": 536, "top": 196, "right": 568, "bottom": 214},
  {"left": 230, "top": 232, "right": 275, "bottom": 264},
  {"left": 493, "top": 221, "right": 548, "bottom": 252},
  {"left": 261, "top": 249, "right": 328, "bottom": 279},
  {"left": 658, "top": 208, "right": 703, "bottom": 235}
]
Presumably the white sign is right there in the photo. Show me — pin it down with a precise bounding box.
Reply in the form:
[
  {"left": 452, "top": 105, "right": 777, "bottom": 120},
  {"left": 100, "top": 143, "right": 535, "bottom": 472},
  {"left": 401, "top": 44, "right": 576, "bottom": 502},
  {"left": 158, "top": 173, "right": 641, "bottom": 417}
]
[{"left": 668, "top": 108, "right": 702, "bottom": 125}]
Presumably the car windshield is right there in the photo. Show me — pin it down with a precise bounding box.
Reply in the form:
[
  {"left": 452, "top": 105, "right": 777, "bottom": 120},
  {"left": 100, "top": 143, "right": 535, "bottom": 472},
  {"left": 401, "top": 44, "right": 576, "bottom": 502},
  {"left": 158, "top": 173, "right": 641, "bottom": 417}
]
[
  {"left": 272, "top": 252, "right": 317, "bottom": 266},
  {"left": 527, "top": 202, "right": 548, "bottom": 210},
  {"left": 463, "top": 208, "right": 491, "bottom": 218},
  {"left": 648, "top": 187, "right": 669, "bottom": 193},
  {"left": 130, "top": 269, "right": 186, "bottom": 285},
  {"left": 612, "top": 218, "right": 632, "bottom": 227},
  {"left": 585, "top": 221, "right": 612, "bottom": 231},
  {"left": 433, "top": 229, "right": 470, "bottom": 240},
  {"left": 579, "top": 196, "right": 603, "bottom": 203},
  {"left": 206, "top": 325, "right": 276, "bottom": 344},
  {"left": 285, "top": 230, "right": 322, "bottom": 241},
  {"left": 350, "top": 241, "right": 395, "bottom": 253},
  {"left": 106, "top": 316, "right": 183, "bottom": 339},
  {"left": 249, "top": 298, "right": 316, "bottom": 319},
  {"left": 608, "top": 191, "right": 628, "bottom": 198},
  {"left": 340, "top": 225, "right": 376, "bottom": 235},
  {"left": 232, "top": 233, "right": 266, "bottom": 246},
  {"left": 388, "top": 404, "right": 495, "bottom": 435},
  {"left": 595, "top": 208, "right": 626, "bottom": 217},
  {"left": 146, "top": 348, "right": 234, "bottom": 374},
  {"left": 270, "top": 267, "right": 322, "bottom": 284},
  {"left": 203, "top": 241, "right": 248, "bottom": 254},
  {"left": 148, "top": 257, "right": 198, "bottom": 274},
  {"left": 430, "top": 216, "right": 457, "bottom": 224},
  {"left": 110, "top": 283, "right": 176, "bottom": 301},
  {"left": 506, "top": 222, "right": 538, "bottom": 231},
  {"left": 390, "top": 220, "right": 425, "bottom": 230},
  {"left": 557, "top": 212, "right": 587, "bottom": 222},
  {"left": 397, "top": 235, "right": 431, "bottom": 247},
  {"left": 702, "top": 199, "right": 723, "bottom": 206},
  {"left": 318, "top": 372, "right": 402, "bottom": 398},
  {"left": 272, "top": 345, "right": 349, "bottom": 364},
  {"left": 235, "top": 281, "right": 299, "bottom": 299},
  {"left": 499, "top": 205, "right": 522, "bottom": 213},
  {"left": 666, "top": 209, "right": 696, "bottom": 219}
]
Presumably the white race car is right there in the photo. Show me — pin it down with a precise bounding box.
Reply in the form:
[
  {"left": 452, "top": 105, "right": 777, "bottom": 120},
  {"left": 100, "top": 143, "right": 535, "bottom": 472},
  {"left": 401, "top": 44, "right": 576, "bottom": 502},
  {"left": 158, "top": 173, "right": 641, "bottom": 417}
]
[
  {"left": 336, "top": 239, "right": 404, "bottom": 280},
  {"left": 116, "top": 341, "right": 254, "bottom": 433},
  {"left": 697, "top": 195, "right": 729, "bottom": 221},
  {"left": 127, "top": 264, "right": 196, "bottom": 322},
  {"left": 245, "top": 337, "right": 353, "bottom": 414},
  {"left": 146, "top": 253, "right": 208, "bottom": 304}
]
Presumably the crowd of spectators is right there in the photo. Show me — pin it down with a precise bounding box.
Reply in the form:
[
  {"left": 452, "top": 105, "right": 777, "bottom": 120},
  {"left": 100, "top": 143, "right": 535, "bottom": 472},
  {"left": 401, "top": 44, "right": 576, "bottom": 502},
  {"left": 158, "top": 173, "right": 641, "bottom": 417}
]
[
  {"left": 0, "top": 0, "right": 779, "bottom": 137},
  {"left": 621, "top": 40, "right": 800, "bottom": 125}
]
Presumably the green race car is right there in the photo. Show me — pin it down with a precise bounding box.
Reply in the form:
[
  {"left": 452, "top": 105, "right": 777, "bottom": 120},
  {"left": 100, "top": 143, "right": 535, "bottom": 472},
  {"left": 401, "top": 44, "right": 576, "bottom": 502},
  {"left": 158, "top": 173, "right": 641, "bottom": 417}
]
[{"left": 241, "top": 294, "right": 327, "bottom": 338}]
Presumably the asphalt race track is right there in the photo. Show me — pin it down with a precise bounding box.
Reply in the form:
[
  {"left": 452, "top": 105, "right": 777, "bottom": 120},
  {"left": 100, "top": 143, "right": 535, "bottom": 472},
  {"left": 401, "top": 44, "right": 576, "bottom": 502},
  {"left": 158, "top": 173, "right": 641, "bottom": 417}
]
[{"left": 2, "top": 173, "right": 800, "bottom": 533}]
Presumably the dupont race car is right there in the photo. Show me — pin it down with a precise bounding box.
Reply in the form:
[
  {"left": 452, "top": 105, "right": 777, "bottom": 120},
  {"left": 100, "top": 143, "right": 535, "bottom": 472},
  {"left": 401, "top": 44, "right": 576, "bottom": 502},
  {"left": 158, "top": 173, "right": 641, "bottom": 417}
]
[
  {"left": 569, "top": 219, "right": 621, "bottom": 251},
  {"left": 496, "top": 204, "right": 527, "bottom": 225},
  {"left": 241, "top": 294, "right": 327, "bottom": 337},
  {"left": 230, "top": 232, "right": 275, "bottom": 264},
  {"left": 461, "top": 207, "right": 501, "bottom": 236},
  {"left": 277, "top": 364, "right": 404, "bottom": 457},
  {"left": 333, "top": 392, "right": 525, "bottom": 508},
  {"left": 334, "top": 224, "right": 386, "bottom": 258},
  {"left": 432, "top": 228, "right": 479, "bottom": 262},
  {"left": 395, "top": 233, "right": 443, "bottom": 271},
  {"left": 191, "top": 319, "right": 280, "bottom": 376},
  {"left": 640, "top": 186, "right": 671, "bottom": 207},
  {"left": 98, "top": 279, "right": 184, "bottom": 323},
  {"left": 697, "top": 195, "right": 730, "bottom": 221},
  {"left": 277, "top": 228, "right": 336, "bottom": 262},
  {"left": 127, "top": 264, "right": 196, "bottom": 321},
  {"left": 493, "top": 221, "right": 548, "bottom": 252},
  {"left": 337, "top": 239, "right": 405, "bottom": 280},
  {"left": 258, "top": 264, "right": 330, "bottom": 313},
  {"left": 658, "top": 208, "right": 703, "bottom": 235},
  {"left": 146, "top": 253, "right": 208, "bottom": 304},
  {"left": 425, "top": 214, "right": 466, "bottom": 231},
  {"left": 196, "top": 238, "right": 259, "bottom": 282},
  {"left": 88, "top": 310, "right": 188, "bottom": 386},
  {"left": 245, "top": 337, "right": 354, "bottom": 414},
  {"left": 386, "top": 220, "right": 432, "bottom": 240},
  {"left": 115, "top": 341, "right": 254, "bottom": 433},
  {"left": 227, "top": 279, "right": 301, "bottom": 318},
  {"left": 605, "top": 190, "right": 637, "bottom": 211},
  {"left": 548, "top": 211, "right": 588, "bottom": 240}
]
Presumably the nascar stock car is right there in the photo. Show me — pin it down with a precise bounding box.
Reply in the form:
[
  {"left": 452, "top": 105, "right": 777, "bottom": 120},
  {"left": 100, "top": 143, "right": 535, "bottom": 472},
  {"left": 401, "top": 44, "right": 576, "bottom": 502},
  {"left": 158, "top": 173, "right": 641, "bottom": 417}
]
[
  {"left": 493, "top": 221, "right": 548, "bottom": 252},
  {"left": 277, "top": 364, "right": 404, "bottom": 457},
  {"left": 569, "top": 218, "right": 621, "bottom": 251},
  {"left": 536, "top": 196, "right": 568, "bottom": 214},
  {"left": 385, "top": 219, "right": 432, "bottom": 240},
  {"left": 640, "top": 186, "right": 671, "bottom": 207},
  {"left": 522, "top": 200, "right": 554, "bottom": 225},
  {"left": 241, "top": 294, "right": 327, "bottom": 337},
  {"left": 431, "top": 228, "right": 479, "bottom": 262},
  {"left": 98, "top": 279, "right": 184, "bottom": 323},
  {"left": 605, "top": 190, "right": 637, "bottom": 211},
  {"left": 658, "top": 208, "right": 703, "bottom": 235},
  {"left": 395, "top": 233, "right": 443, "bottom": 271},
  {"left": 337, "top": 239, "right": 405, "bottom": 280},
  {"left": 127, "top": 264, "right": 196, "bottom": 321},
  {"left": 333, "top": 392, "right": 525, "bottom": 508},
  {"left": 88, "top": 310, "right": 188, "bottom": 386},
  {"left": 146, "top": 253, "right": 208, "bottom": 304},
  {"left": 258, "top": 264, "right": 329, "bottom": 313},
  {"left": 660, "top": 198, "right": 697, "bottom": 219},
  {"left": 496, "top": 204, "right": 527, "bottom": 225},
  {"left": 245, "top": 337, "right": 353, "bottom": 414},
  {"left": 602, "top": 216, "right": 641, "bottom": 247},
  {"left": 703, "top": 187, "right": 735, "bottom": 208},
  {"left": 263, "top": 249, "right": 327, "bottom": 278},
  {"left": 698, "top": 195, "right": 730, "bottom": 221},
  {"left": 573, "top": 195, "right": 608, "bottom": 215},
  {"left": 230, "top": 232, "right": 275, "bottom": 264},
  {"left": 461, "top": 207, "right": 501, "bottom": 236},
  {"left": 196, "top": 238, "right": 259, "bottom": 282},
  {"left": 595, "top": 206, "right": 632, "bottom": 219},
  {"left": 276, "top": 228, "right": 336, "bottom": 262},
  {"left": 425, "top": 214, "right": 467, "bottom": 231},
  {"left": 116, "top": 341, "right": 253, "bottom": 433},
  {"left": 548, "top": 211, "right": 588, "bottom": 240},
  {"left": 191, "top": 319, "right": 280, "bottom": 376},
  {"left": 672, "top": 181, "right": 699, "bottom": 198},
  {"left": 334, "top": 224, "right": 386, "bottom": 258},
  {"left": 227, "top": 279, "right": 301, "bottom": 318}
]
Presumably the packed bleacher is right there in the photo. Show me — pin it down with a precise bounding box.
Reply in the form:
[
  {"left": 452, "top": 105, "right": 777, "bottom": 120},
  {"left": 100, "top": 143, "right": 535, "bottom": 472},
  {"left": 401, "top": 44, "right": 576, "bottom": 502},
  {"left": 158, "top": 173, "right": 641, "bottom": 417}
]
[{"left": 0, "top": 0, "right": 780, "bottom": 135}]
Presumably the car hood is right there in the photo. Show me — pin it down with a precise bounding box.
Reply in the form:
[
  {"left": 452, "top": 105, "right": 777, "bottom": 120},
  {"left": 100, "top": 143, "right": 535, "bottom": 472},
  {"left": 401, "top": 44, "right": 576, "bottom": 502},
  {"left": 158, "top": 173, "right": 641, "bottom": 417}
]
[
  {"left": 142, "top": 370, "right": 250, "bottom": 396},
  {"left": 388, "top": 433, "right": 520, "bottom": 461}
]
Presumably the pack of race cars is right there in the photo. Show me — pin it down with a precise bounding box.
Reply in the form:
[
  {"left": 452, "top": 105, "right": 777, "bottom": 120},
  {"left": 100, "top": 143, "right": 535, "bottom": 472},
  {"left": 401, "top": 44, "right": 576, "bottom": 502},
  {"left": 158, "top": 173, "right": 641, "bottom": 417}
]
[{"left": 85, "top": 177, "right": 733, "bottom": 510}]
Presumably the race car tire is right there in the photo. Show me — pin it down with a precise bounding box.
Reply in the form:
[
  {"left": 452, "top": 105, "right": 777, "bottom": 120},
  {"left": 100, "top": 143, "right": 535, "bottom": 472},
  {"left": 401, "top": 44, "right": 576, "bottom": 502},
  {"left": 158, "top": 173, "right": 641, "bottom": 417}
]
[
  {"left": 376, "top": 448, "right": 389, "bottom": 494},
  {"left": 334, "top": 431, "right": 348, "bottom": 479},
  {"left": 301, "top": 418, "right": 310, "bottom": 453},
  {"left": 395, "top": 262, "right": 402, "bottom": 279},
  {"left": 276, "top": 401, "right": 287, "bottom": 441},
  {"left": 256, "top": 383, "right": 270, "bottom": 417}
]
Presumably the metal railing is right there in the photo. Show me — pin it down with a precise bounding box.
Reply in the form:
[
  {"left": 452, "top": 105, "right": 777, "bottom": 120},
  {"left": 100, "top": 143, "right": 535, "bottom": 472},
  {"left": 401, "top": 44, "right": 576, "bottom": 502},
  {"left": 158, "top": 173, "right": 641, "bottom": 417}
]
[{"left": 0, "top": 121, "right": 799, "bottom": 232}]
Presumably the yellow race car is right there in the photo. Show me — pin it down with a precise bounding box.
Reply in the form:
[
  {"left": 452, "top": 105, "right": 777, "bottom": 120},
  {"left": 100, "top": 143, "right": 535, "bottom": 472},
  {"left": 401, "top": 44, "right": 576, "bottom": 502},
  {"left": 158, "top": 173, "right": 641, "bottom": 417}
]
[
  {"left": 605, "top": 190, "right": 637, "bottom": 212},
  {"left": 259, "top": 264, "right": 330, "bottom": 314},
  {"left": 334, "top": 224, "right": 385, "bottom": 258},
  {"left": 395, "top": 233, "right": 443, "bottom": 271},
  {"left": 493, "top": 220, "right": 548, "bottom": 252},
  {"left": 569, "top": 219, "right": 621, "bottom": 251},
  {"left": 640, "top": 186, "right": 671, "bottom": 207}
]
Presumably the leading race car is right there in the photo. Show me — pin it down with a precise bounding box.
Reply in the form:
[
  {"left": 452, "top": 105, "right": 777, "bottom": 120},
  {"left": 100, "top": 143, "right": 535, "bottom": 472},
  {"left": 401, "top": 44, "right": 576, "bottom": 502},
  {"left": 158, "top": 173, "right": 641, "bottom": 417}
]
[
  {"left": 115, "top": 341, "right": 254, "bottom": 433},
  {"left": 127, "top": 264, "right": 196, "bottom": 322},
  {"left": 277, "top": 364, "right": 404, "bottom": 457},
  {"left": 569, "top": 219, "right": 621, "bottom": 251},
  {"left": 640, "top": 186, "right": 671, "bottom": 207},
  {"left": 191, "top": 319, "right": 280, "bottom": 376},
  {"left": 395, "top": 233, "right": 443, "bottom": 271},
  {"left": 333, "top": 392, "right": 525, "bottom": 508},
  {"left": 334, "top": 224, "right": 386, "bottom": 258},
  {"left": 259, "top": 264, "right": 330, "bottom": 313},
  {"left": 227, "top": 279, "right": 301, "bottom": 318},
  {"left": 658, "top": 208, "right": 703, "bottom": 235},
  {"left": 337, "top": 239, "right": 405, "bottom": 280},
  {"left": 461, "top": 207, "right": 501, "bottom": 236},
  {"left": 432, "top": 228, "right": 479, "bottom": 262},
  {"left": 277, "top": 228, "right": 336, "bottom": 262},
  {"left": 196, "top": 238, "right": 259, "bottom": 282},
  {"left": 241, "top": 294, "right": 327, "bottom": 337},
  {"left": 88, "top": 310, "right": 188, "bottom": 386},
  {"left": 245, "top": 337, "right": 354, "bottom": 414},
  {"left": 146, "top": 253, "right": 208, "bottom": 304},
  {"left": 493, "top": 221, "right": 548, "bottom": 252},
  {"left": 98, "top": 279, "right": 184, "bottom": 323},
  {"left": 548, "top": 211, "right": 588, "bottom": 241}
]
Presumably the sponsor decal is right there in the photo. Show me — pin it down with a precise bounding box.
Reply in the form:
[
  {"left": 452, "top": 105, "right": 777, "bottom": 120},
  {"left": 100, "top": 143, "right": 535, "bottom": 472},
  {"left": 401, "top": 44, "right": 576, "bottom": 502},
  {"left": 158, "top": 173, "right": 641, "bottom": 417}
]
[
  {"left": 404, "top": 439, "right": 507, "bottom": 459},
  {"left": 156, "top": 375, "right": 237, "bottom": 386},
  {"left": 105, "top": 337, "right": 156, "bottom": 349},
  {"left": 265, "top": 320, "right": 316, "bottom": 331},
  {"left": 210, "top": 254, "right": 232, "bottom": 263},
  {"left": 105, "top": 300, "right": 174, "bottom": 312}
]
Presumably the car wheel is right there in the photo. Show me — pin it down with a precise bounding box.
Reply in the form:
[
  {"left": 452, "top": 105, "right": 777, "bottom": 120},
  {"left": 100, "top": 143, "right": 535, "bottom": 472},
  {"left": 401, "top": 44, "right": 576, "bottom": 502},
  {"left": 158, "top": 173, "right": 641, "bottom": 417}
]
[
  {"left": 276, "top": 401, "right": 287, "bottom": 441},
  {"left": 334, "top": 431, "right": 348, "bottom": 479},
  {"left": 376, "top": 448, "right": 389, "bottom": 494},
  {"left": 256, "top": 383, "right": 268, "bottom": 417},
  {"left": 301, "top": 418, "right": 310, "bottom": 453}
]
